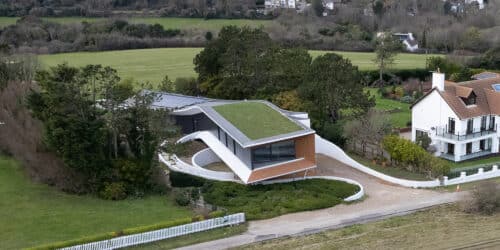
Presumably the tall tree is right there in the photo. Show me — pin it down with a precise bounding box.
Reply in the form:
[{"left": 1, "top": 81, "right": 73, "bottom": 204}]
[
  {"left": 300, "top": 53, "right": 375, "bottom": 128},
  {"left": 374, "top": 34, "right": 403, "bottom": 81}
]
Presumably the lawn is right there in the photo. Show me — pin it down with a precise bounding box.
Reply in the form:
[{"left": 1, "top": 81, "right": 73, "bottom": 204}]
[
  {"left": 365, "top": 87, "right": 411, "bottom": 128},
  {"left": 0, "top": 16, "right": 271, "bottom": 29},
  {"left": 310, "top": 50, "right": 436, "bottom": 70},
  {"left": 213, "top": 102, "right": 303, "bottom": 140},
  {"left": 237, "top": 205, "right": 500, "bottom": 250},
  {"left": 38, "top": 48, "right": 437, "bottom": 85},
  {"left": 348, "top": 153, "right": 429, "bottom": 181},
  {"left": 201, "top": 178, "right": 360, "bottom": 220},
  {"left": 0, "top": 156, "right": 192, "bottom": 249}
]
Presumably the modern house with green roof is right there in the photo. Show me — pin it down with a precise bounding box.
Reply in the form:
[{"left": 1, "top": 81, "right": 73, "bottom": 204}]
[{"left": 151, "top": 91, "right": 317, "bottom": 184}]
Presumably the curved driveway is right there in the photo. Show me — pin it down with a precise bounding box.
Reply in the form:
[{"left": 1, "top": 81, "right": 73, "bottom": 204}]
[{"left": 178, "top": 154, "right": 465, "bottom": 250}]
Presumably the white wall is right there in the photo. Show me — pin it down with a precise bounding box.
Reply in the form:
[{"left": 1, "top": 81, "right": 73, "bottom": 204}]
[{"left": 412, "top": 90, "right": 458, "bottom": 141}]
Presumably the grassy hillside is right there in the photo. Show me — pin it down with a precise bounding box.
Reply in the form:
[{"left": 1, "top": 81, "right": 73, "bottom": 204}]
[
  {"left": 0, "top": 156, "right": 192, "bottom": 249},
  {"left": 237, "top": 205, "right": 500, "bottom": 250},
  {"left": 39, "top": 48, "right": 437, "bottom": 85},
  {"left": 0, "top": 16, "right": 270, "bottom": 29}
]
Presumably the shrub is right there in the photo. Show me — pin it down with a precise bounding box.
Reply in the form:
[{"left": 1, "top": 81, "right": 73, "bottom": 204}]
[
  {"left": 99, "top": 182, "right": 127, "bottom": 200},
  {"left": 463, "top": 181, "right": 500, "bottom": 215},
  {"left": 174, "top": 189, "right": 191, "bottom": 206},
  {"left": 382, "top": 135, "right": 450, "bottom": 177},
  {"left": 201, "top": 179, "right": 359, "bottom": 220},
  {"left": 400, "top": 95, "right": 414, "bottom": 103}
]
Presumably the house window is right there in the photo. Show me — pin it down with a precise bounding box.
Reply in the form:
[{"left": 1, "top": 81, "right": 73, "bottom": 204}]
[
  {"left": 462, "top": 92, "right": 477, "bottom": 105},
  {"left": 217, "top": 127, "right": 220, "bottom": 140},
  {"left": 490, "top": 116, "right": 496, "bottom": 130},
  {"left": 467, "top": 119, "right": 474, "bottom": 134},
  {"left": 233, "top": 139, "right": 236, "bottom": 154},
  {"left": 225, "top": 132, "right": 228, "bottom": 147},
  {"left": 416, "top": 130, "right": 426, "bottom": 138},
  {"left": 481, "top": 116, "right": 487, "bottom": 131},
  {"left": 447, "top": 143, "right": 455, "bottom": 155},
  {"left": 466, "top": 142, "right": 472, "bottom": 154},
  {"left": 480, "top": 140, "right": 486, "bottom": 151},
  {"left": 448, "top": 118, "right": 455, "bottom": 134},
  {"left": 251, "top": 140, "right": 296, "bottom": 168}
]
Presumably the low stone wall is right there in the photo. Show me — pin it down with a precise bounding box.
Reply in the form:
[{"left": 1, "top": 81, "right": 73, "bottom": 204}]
[
  {"left": 315, "top": 135, "right": 441, "bottom": 188},
  {"left": 192, "top": 148, "right": 223, "bottom": 169},
  {"left": 444, "top": 165, "right": 500, "bottom": 186}
]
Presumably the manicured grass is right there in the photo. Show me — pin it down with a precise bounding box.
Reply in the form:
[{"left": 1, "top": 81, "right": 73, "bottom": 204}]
[
  {"left": 365, "top": 87, "right": 411, "bottom": 128},
  {"left": 128, "top": 223, "right": 248, "bottom": 250},
  {"left": 38, "top": 48, "right": 438, "bottom": 85},
  {"left": 237, "top": 205, "right": 500, "bottom": 250},
  {"left": 202, "top": 179, "right": 360, "bottom": 220},
  {"left": 213, "top": 102, "right": 303, "bottom": 140},
  {"left": 0, "top": 17, "right": 271, "bottom": 29},
  {"left": 348, "top": 153, "right": 430, "bottom": 181},
  {"left": 0, "top": 156, "right": 192, "bottom": 249},
  {"left": 38, "top": 48, "right": 202, "bottom": 84},
  {"left": 449, "top": 155, "right": 500, "bottom": 170},
  {"left": 310, "top": 50, "right": 437, "bottom": 71}
]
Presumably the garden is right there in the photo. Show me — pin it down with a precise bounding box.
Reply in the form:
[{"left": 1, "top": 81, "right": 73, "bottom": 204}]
[{"left": 169, "top": 172, "right": 360, "bottom": 220}]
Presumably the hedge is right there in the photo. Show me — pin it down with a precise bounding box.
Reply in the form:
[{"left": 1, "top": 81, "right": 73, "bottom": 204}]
[
  {"left": 361, "top": 68, "right": 430, "bottom": 82},
  {"left": 27, "top": 211, "right": 227, "bottom": 250}
]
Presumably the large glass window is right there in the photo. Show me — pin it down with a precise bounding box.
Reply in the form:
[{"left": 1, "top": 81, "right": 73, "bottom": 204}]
[{"left": 251, "top": 140, "right": 296, "bottom": 168}]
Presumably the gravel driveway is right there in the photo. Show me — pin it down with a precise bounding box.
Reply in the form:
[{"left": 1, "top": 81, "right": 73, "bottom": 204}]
[{"left": 178, "top": 154, "right": 465, "bottom": 250}]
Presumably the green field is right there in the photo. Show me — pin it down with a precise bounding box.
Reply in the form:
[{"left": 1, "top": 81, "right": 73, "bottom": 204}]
[
  {"left": 0, "top": 156, "right": 192, "bottom": 249},
  {"left": 0, "top": 16, "right": 270, "bottom": 29},
  {"left": 39, "top": 48, "right": 436, "bottom": 85}
]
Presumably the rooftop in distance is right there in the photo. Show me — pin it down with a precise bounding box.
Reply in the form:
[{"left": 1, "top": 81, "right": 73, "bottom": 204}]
[{"left": 212, "top": 102, "right": 303, "bottom": 140}]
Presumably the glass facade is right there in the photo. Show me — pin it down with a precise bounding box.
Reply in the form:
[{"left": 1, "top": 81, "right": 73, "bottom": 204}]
[{"left": 251, "top": 140, "right": 296, "bottom": 168}]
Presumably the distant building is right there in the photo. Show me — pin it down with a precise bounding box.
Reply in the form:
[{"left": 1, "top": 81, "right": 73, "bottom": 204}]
[{"left": 377, "top": 32, "right": 419, "bottom": 52}]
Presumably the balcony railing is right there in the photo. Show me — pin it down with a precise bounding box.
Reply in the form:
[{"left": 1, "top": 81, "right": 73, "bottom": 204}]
[
  {"left": 441, "top": 149, "right": 494, "bottom": 162},
  {"left": 435, "top": 124, "right": 497, "bottom": 141},
  {"left": 460, "top": 150, "right": 494, "bottom": 161}
]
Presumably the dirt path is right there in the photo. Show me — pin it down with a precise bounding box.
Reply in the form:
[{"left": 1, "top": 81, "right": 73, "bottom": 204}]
[{"left": 178, "top": 155, "right": 465, "bottom": 250}]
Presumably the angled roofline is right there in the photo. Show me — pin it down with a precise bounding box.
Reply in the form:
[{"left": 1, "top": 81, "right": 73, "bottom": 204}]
[{"left": 172, "top": 100, "right": 315, "bottom": 148}]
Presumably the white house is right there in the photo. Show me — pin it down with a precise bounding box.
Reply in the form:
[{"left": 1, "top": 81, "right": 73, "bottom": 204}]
[
  {"left": 393, "top": 33, "right": 419, "bottom": 52},
  {"left": 376, "top": 32, "right": 419, "bottom": 52},
  {"left": 411, "top": 72, "right": 500, "bottom": 162}
]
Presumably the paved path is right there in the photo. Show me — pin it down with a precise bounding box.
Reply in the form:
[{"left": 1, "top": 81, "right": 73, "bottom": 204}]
[{"left": 179, "top": 155, "right": 465, "bottom": 250}]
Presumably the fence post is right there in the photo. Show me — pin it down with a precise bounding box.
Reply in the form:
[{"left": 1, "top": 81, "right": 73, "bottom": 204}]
[{"left": 460, "top": 171, "right": 467, "bottom": 179}]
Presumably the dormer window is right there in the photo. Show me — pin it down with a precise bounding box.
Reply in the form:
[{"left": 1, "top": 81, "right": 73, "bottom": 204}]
[{"left": 461, "top": 91, "right": 477, "bottom": 106}]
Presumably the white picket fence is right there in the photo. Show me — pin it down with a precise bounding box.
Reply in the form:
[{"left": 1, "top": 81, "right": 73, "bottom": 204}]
[{"left": 60, "top": 213, "right": 245, "bottom": 250}]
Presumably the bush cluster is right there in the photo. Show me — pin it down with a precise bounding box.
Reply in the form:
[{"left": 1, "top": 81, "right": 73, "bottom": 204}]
[
  {"left": 382, "top": 135, "right": 450, "bottom": 177},
  {"left": 200, "top": 179, "right": 359, "bottom": 220},
  {"left": 463, "top": 181, "right": 500, "bottom": 215}
]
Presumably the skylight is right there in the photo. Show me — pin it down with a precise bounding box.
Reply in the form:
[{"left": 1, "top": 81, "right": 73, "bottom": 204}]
[{"left": 493, "top": 84, "right": 500, "bottom": 92}]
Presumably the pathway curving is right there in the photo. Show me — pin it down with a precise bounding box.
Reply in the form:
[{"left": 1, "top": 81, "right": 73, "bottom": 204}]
[{"left": 178, "top": 154, "right": 465, "bottom": 250}]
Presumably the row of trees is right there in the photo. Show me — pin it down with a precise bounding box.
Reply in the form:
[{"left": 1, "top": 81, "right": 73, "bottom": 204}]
[
  {"left": 0, "top": 16, "right": 186, "bottom": 54},
  {"left": 27, "top": 64, "right": 175, "bottom": 198},
  {"left": 0, "top": 0, "right": 267, "bottom": 19},
  {"left": 191, "top": 26, "right": 375, "bottom": 145}
]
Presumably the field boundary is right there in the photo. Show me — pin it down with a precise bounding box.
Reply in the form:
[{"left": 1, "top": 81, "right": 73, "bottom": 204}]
[{"left": 58, "top": 213, "right": 245, "bottom": 250}]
